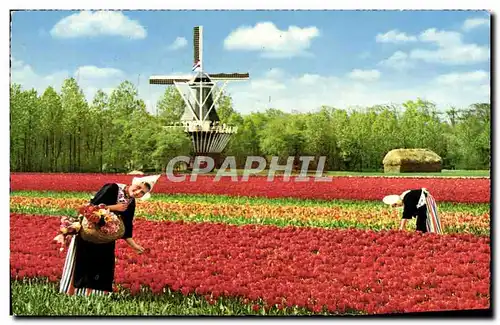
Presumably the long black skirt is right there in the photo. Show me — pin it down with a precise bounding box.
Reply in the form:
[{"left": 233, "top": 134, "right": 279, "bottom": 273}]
[
  {"left": 415, "top": 206, "right": 428, "bottom": 233},
  {"left": 59, "top": 235, "right": 116, "bottom": 295}
]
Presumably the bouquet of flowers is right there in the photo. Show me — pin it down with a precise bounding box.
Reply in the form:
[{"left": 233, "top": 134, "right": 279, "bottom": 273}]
[
  {"left": 53, "top": 215, "right": 82, "bottom": 252},
  {"left": 53, "top": 203, "right": 125, "bottom": 249}
]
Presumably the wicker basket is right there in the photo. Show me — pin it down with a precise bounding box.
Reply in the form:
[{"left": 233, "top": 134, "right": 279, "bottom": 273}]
[{"left": 80, "top": 214, "right": 125, "bottom": 244}]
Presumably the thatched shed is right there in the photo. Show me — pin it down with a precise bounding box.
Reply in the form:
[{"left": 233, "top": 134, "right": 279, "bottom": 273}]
[{"left": 383, "top": 148, "right": 442, "bottom": 173}]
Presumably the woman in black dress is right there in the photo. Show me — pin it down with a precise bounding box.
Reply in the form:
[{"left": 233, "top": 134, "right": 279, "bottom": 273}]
[
  {"left": 58, "top": 176, "right": 159, "bottom": 296},
  {"left": 383, "top": 188, "right": 441, "bottom": 233}
]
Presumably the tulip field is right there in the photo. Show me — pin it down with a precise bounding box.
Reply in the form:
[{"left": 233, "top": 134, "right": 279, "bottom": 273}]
[{"left": 10, "top": 172, "right": 491, "bottom": 316}]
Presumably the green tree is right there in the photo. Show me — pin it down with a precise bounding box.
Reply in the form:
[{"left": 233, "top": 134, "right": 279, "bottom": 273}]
[
  {"left": 105, "top": 81, "right": 144, "bottom": 172},
  {"left": 302, "top": 108, "right": 337, "bottom": 170},
  {"left": 89, "top": 90, "right": 109, "bottom": 171},
  {"left": 156, "top": 86, "right": 185, "bottom": 124},
  {"left": 39, "top": 87, "right": 63, "bottom": 171},
  {"left": 9, "top": 78, "right": 491, "bottom": 173},
  {"left": 152, "top": 128, "right": 193, "bottom": 171},
  {"left": 59, "top": 78, "right": 89, "bottom": 172},
  {"left": 11, "top": 87, "right": 41, "bottom": 171},
  {"left": 215, "top": 90, "right": 235, "bottom": 124},
  {"left": 10, "top": 84, "right": 24, "bottom": 171}
]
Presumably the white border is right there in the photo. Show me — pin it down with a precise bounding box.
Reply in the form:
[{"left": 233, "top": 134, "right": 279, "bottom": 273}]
[{"left": 2, "top": 1, "right": 497, "bottom": 325}]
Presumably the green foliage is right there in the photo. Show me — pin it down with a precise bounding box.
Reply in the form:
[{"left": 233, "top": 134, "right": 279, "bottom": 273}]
[
  {"left": 10, "top": 81, "right": 195, "bottom": 173},
  {"left": 224, "top": 100, "right": 490, "bottom": 171},
  {"left": 10, "top": 86, "right": 42, "bottom": 171},
  {"left": 156, "top": 86, "right": 185, "bottom": 124},
  {"left": 152, "top": 127, "right": 192, "bottom": 171},
  {"left": 214, "top": 89, "right": 236, "bottom": 124},
  {"left": 10, "top": 80, "right": 491, "bottom": 172}
]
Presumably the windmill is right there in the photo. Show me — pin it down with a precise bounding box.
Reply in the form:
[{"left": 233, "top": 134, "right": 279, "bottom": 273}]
[{"left": 149, "top": 26, "right": 249, "bottom": 171}]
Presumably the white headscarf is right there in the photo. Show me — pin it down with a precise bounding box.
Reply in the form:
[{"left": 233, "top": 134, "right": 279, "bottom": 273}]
[
  {"left": 132, "top": 174, "right": 161, "bottom": 201},
  {"left": 384, "top": 188, "right": 429, "bottom": 208}
]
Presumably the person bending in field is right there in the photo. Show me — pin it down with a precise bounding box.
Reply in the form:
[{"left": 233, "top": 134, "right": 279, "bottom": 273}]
[
  {"left": 383, "top": 188, "right": 442, "bottom": 234},
  {"left": 56, "top": 175, "right": 160, "bottom": 296}
]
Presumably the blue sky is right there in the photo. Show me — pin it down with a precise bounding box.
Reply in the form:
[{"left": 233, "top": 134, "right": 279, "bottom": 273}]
[{"left": 11, "top": 10, "right": 491, "bottom": 113}]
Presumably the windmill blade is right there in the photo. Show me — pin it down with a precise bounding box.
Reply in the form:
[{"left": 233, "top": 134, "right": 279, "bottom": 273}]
[
  {"left": 193, "top": 26, "right": 202, "bottom": 69},
  {"left": 209, "top": 73, "right": 250, "bottom": 80},
  {"left": 149, "top": 75, "right": 193, "bottom": 85}
]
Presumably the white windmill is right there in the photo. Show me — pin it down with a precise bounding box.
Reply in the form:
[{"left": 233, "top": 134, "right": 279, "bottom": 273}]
[{"left": 149, "top": 26, "right": 249, "bottom": 170}]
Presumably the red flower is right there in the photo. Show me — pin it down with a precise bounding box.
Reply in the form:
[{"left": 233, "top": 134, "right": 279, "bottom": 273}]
[
  {"left": 10, "top": 213, "right": 491, "bottom": 315},
  {"left": 10, "top": 173, "right": 490, "bottom": 203},
  {"left": 181, "top": 287, "right": 190, "bottom": 296}
]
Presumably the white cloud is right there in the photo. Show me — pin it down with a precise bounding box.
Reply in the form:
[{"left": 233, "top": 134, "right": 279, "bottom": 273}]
[
  {"left": 409, "top": 28, "right": 489, "bottom": 64},
  {"left": 11, "top": 59, "right": 132, "bottom": 106},
  {"left": 378, "top": 51, "right": 416, "bottom": 71},
  {"left": 378, "top": 27, "right": 489, "bottom": 68},
  {"left": 75, "top": 66, "right": 125, "bottom": 80},
  {"left": 430, "top": 71, "right": 490, "bottom": 99},
  {"left": 263, "top": 68, "right": 286, "bottom": 79},
  {"left": 434, "top": 70, "right": 489, "bottom": 85},
  {"left": 243, "top": 68, "right": 287, "bottom": 91},
  {"left": 50, "top": 11, "right": 146, "bottom": 39},
  {"left": 10, "top": 58, "right": 189, "bottom": 115},
  {"left": 463, "top": 17, "right": 490, "bottom": 31},
  {"left": 250, "top": 79, "right": 287, "bottom": 91},
  {"left": 418, "top": 28, "right": 463, "bottom": 47},
  {"left": 223, "top": 22, "right": 320, "bottom": 58},
  {"left": 11, "top": 58, "right": 490, "bottom": 118},
  {"left": 11, "top": 57, "right": 70, "bottom": 93},
  {"left": 347, "top": 69, "right": 381, "bottom": 82},
  {"left": 168, "top": 37, "right": 187, "bottom": 50},
  {"left": 375, "top": 30, "right": 417, "bottom": 43},
  {"left": 227, "top": 69, "right": 489, "bottom": 114},
  {"left": 409, "top": 45, "right": 489, "bottom": 65},
  {"left": 11, "top": 57, "right": 30, "bottom": 71},
  {"left": 73, "top": 66, "right": 127, "bottom": 100},
  {"left": 297, "top": 74, "right": 327, "bottom": 85}
]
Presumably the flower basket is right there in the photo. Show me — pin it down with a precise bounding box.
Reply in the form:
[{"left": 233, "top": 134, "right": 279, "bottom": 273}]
[
  {"left": 78, "top": 204, "right": 125, "bottom": 244},
  {"left": 54, "top": 203, "right": 126, "bottom": 250}
]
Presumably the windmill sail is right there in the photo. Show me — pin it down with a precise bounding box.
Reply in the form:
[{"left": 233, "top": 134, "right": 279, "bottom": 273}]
[
  {"left": 209, "top": 73, "right": 250, "bottom": 80},
  {"left": 193, "top": 26, "right": 202, "bottom": 72},
  {"left": 149, "top": 75, "right": 192, "bottom": 85}
]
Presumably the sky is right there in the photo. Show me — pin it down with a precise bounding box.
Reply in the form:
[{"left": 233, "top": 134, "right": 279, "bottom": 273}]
[{"left": 10, "top": 10, "right": 491, "bottom": 114}]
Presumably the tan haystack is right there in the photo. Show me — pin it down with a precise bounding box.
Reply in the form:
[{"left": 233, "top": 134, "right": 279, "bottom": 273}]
[
  {"left": 383, "top": 148, "right": 442, "bottom": 173},
  {"left": 127, "top": 170, "right": 145, "bottom": 175}
]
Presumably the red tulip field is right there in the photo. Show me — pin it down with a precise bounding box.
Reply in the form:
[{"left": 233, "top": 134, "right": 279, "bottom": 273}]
[{"left": 10, "top": 172, "right": 491, "bottom": 316}]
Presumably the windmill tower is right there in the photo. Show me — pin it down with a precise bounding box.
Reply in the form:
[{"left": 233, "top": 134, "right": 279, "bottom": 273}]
[{"left": 149, "top": 26, "right": 249, "bottom": 171}]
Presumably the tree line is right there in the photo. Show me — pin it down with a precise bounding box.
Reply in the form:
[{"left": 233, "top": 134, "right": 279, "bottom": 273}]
[{"left": 10, "top": 79, "right": 490, "bottom": 173}]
